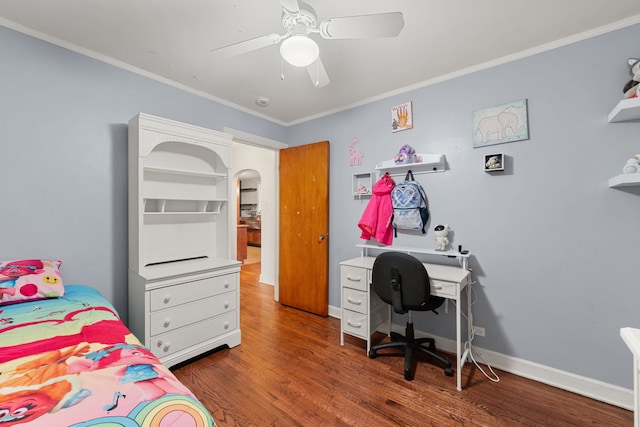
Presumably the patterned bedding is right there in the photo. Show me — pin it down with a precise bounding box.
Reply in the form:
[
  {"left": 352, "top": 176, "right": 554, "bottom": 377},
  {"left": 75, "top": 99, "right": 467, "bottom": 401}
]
[{"left": 0, "top": 285, "right": 215, "bottom": 426}]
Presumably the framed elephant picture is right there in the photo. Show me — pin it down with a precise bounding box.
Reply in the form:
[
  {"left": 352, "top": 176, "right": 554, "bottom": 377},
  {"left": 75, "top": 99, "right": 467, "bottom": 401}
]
[{"left": 472, "top": 99, "right": 529, "bottom": 148}]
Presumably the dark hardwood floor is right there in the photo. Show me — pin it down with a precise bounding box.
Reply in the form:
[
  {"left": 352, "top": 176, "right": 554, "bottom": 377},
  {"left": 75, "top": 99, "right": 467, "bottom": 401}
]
[{"left": 173, "top": 263, "right": 632, "bottom": 426}]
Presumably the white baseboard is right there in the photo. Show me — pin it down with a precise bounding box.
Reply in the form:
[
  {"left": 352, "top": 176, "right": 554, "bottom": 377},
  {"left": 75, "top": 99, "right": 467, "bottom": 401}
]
[{"left": 328, "top": 305, "right": 633, "bottom": 411}]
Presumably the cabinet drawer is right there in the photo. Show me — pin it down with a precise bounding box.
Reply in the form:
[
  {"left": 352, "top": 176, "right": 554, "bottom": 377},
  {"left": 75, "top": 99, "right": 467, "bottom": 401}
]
[
  {"left": 149, "top": 311, "right": 237, "bottom": 359},
  {"left": 149, "top": 273, "right": 237, "bottom": 311},
  {"left": 341, "top": 265, "right": 368, "bottom": 291},
  {"left": 342, "top": 309, "right": 367, "bottom": 339},
  {"left": 431, "top": 279, "right": 456, "bottom": 298},
  {"left": 149, "top": 291, "right": 237, "bottom": 336},
  {"left": 342, "top": 287, "right": 367, "bottom": 315}
]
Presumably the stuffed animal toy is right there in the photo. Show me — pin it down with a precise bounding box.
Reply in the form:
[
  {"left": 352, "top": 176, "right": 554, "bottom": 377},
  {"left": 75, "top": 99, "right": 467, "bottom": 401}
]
[
  {"left": 623, "top": 155, "right": 640, "bottom": 174},
  {"left": 485, "top": 156, "right": 501, "bottom": 169},
  {"left": 394, "top": 144, "right": 421, "bottom": 165},
  {"left": 434, "top": 224, "right": 450, "bottom": 251}
]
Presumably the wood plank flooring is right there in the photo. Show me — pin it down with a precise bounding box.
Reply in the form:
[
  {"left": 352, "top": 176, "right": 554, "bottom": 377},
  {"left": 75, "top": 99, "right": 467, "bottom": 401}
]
[{"left": 173, "top": 263, "right": 633, "bottom": 426}]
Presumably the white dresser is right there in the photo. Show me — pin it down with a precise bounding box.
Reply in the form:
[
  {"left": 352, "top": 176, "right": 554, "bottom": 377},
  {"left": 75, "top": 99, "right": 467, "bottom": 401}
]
[{"left": 127, "top": 113, "right": 241, "bottom": 368}]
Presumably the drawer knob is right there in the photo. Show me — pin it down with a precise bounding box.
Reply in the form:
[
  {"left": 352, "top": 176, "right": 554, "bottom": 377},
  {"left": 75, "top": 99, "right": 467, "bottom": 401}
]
[
  {"left": 163, "top": 342, "right": 171, "bottom": 352},
  {"left": 224, "top": 301, "right": 230, "bottom": 309},
  {"left": 163, "top": 295, "right": 171, "bottom": 304},
  {"left": 156, "top": 340, "right": 162, "bottom": 347},
  {"left": 347, "top": 297, "right": 362, "bottom": 305},
  {"left": 434, "top": 284, "right": 443, "bottom": 290},
  {"left": 347, "top": 275, "right": 361, "bottom": 282},
  {"left": 347, "top": 320, "right": 362, "bottom": 328},
  {"left": 163, "top": 318, "right": 171, "bottom": 328},
  {"left": 224, "top": 321, "right": 229, "bottom": 329},
  {"left": 224, "top": 281, "right": 230, "bottom": 288}
]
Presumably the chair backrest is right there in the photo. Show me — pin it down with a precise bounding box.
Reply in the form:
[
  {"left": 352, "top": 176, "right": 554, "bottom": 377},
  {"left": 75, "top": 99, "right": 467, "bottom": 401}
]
[{"left": 372, "top": 252, "right": 435, "bottom": 314}]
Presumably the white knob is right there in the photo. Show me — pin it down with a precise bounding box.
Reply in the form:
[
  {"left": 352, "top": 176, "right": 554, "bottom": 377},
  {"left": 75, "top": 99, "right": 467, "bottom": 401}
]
[
  {"left": 163, "top": 343, "right": 171, "bottom": 352},
  {"left": 156, "top": 340, "right": 162, "bottom": 347},
  {"left": 224, "top": 301, "right": 230, "bottom": 309},
  {"left": 224, "top": 281, "right": 230, "bottom": 288},
  {"left": 163, "top": 319, "right": 171, "bottom": 328},
  {"left": 224, "top": 321, "right": 229, "bottom": 329},
  {"left": 163, "top": 295, "right": 171, "bottom": 304}
]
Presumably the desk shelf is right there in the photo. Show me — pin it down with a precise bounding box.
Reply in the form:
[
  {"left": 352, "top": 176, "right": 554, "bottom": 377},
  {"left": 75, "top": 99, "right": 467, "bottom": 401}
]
[{"left": 357, "top": 243, "right": 470, "bottom": 269}]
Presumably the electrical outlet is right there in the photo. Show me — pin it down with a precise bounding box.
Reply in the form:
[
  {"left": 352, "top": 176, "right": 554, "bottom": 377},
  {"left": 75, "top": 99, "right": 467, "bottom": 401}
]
[{"left": 473, "top": 326, "right": 485, "bottom": 337}]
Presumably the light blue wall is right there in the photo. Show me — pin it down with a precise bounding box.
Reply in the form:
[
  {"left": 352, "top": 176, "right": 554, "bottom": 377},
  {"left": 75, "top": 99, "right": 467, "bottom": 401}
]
[
  {"left": 288, "top": 24, "right": 640, "bottom": 388},
  {"left": 2, "top": 20, "right": 639, "bottom": 391},
  {"left": 0, "top": 26, "right": 287, "bottom": 318}
]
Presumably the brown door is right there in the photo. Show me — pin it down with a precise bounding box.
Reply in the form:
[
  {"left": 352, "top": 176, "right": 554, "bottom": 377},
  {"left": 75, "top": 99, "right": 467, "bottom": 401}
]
[{"left": 279, "top": 141, "right": 329, "bottom": 316}]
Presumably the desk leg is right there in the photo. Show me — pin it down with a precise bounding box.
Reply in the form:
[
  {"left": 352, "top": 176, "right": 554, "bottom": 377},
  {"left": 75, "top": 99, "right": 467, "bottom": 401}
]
[{"left": 456, "top": 291, "right": 462, "bottom": 391}]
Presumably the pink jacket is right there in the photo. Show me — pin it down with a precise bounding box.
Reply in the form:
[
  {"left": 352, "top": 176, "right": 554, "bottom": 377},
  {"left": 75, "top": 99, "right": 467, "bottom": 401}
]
[{"left": 358, "top": 173, "right": 395, "bottom": 245}]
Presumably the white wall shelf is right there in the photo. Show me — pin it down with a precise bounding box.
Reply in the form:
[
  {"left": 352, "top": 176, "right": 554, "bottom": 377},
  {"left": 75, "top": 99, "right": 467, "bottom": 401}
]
[
  {"left": 375, "top": 153, "right": 445, "bottom": 177},
  {"left": 608, "top": 97, "right": 640, "bottom": 123},
  {"left": 609, "top": 174, "right": 640, "bottom": 188},
  {"left": 608, "top": 98, "right": 640, "bottom": 188},
  {"left": 484, "top": 153, "right": 504, "bottom": 172},
  {"left": 352, "top": 172, "right": 373, "bottom": 197}
]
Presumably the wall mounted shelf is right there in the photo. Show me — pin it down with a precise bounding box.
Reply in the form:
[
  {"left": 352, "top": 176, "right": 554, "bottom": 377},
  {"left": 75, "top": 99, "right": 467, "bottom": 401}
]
[
  {"left": 375, "top": 153, "right": 445, "bottom": 177},
  {"left": 352, "top": 172, "right": 373, "bottom": 197},
  {"left": 608, "top": 174, "right": 640, "bottom": 188},
  {"left": 608, "top": 97, "right": 640, "bottom": 122},
  {"left": 484, "top": 153, "right": 504, "bottom": 172},
  {"left": 608, "top": 98, "right": 640, "bottom": 188}
]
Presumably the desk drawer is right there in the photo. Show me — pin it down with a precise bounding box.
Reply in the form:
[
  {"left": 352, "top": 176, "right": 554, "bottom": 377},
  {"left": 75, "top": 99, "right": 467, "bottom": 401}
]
[
  {"left": 342, "top": 309, "right": 367, "bottom": 339},
  {"left": 431, "top": 279, "right": 456, "bottom": 298},
  {"left": 341, "top": 266, "right": 368, "bottom": 291},
  {"left": 342, "top": 287, "right": 367, "bottom": 315}
]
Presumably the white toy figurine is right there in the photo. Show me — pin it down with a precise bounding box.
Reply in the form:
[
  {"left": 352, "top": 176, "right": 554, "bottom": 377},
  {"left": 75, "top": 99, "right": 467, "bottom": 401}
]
[
  {"left": 434, "top": 224, "right": 450, "bottom": 251},
  {"left": 623, "top": 155, "right": 640, "bottom": 174}
]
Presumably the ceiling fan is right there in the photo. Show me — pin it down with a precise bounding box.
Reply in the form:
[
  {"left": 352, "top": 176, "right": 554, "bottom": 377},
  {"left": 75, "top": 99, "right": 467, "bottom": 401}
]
[{"left": 210, "top": 0, "right": 404, "bottom": 87}]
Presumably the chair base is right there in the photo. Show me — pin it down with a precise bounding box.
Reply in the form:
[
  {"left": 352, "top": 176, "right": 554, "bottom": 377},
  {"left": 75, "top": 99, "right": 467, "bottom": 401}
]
[{"left": 369, "top": 322, "right": 454, "bottom": 381}]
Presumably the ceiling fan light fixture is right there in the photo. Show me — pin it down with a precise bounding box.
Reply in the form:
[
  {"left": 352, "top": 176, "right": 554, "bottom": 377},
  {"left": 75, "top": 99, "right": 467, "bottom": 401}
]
[{"left": 280, "top": 35, "right": 319, "bottom": 67}]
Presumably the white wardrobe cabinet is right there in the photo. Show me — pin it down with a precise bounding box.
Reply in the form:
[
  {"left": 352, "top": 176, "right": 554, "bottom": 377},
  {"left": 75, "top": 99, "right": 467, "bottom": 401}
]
[{"left": 127, "top": 113, "right": 241, "bottom": 368}]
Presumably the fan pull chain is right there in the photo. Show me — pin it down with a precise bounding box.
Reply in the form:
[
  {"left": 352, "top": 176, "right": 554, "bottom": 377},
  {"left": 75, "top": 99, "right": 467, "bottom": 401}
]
[
  {"left": 281, "top": 57, "right": 285, "bottom": 81},
  {"left": 315, "top": 59, "right": 319, "bottom": 87}
]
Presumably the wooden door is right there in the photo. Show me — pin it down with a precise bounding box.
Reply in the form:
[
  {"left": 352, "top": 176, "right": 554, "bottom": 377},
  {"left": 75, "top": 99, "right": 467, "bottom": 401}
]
[{"left": 279, "top": 141, "right": 329, "bottom": 316}]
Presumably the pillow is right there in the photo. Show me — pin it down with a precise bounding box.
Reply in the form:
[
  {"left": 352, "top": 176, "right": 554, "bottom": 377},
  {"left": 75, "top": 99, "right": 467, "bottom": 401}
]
[{"left": 0, "top": 259, "right": 65, "bottom": 305}]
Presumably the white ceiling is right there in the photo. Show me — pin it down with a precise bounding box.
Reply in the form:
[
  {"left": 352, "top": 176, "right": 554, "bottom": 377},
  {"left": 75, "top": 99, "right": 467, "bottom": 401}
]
[{"left": 1, "top": 1, "right": 639, "bottom": 125}]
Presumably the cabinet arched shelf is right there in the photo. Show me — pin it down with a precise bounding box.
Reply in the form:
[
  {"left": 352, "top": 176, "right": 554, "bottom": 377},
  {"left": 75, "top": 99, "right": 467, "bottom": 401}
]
[{"left": 375, "top": 153, "right": 445, "bottom": 177}]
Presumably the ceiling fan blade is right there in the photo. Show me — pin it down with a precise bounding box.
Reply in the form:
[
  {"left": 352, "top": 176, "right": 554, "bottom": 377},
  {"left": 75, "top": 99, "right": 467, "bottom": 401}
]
[
  {"left": 211, "top": 34, "right": 281, "bottom": 58},
  {"left": 280, "top": 0, "right": 300, "bottom": 14},
  {"left": 307, "top": 57, "right": 330, "bottom": 88},
  {"left": 319, "top": 12, "right": 404, "bottom": 39}
]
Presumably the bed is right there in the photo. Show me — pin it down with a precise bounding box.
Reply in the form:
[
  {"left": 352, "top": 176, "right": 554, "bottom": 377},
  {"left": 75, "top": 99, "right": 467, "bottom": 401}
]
[{"left": 0, "top": 259, "right": 215, "bottom": 427}]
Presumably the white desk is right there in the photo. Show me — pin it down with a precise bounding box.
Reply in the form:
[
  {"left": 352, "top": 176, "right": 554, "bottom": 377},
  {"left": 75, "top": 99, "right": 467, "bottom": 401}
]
[
  {"left": 621, "top": 327, "right": 640, "bottom": 427},
  {"left": 340, "top": 254, "right": 472, "bottom": 391}
]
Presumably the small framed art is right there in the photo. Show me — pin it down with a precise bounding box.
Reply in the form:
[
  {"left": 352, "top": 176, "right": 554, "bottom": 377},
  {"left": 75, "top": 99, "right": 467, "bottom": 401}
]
[
  {"left": 391, "top": 102, "right": 413, "bottom": 132},
  {"left": 473, "top": 99, "right": 529, "bottom": 148}
]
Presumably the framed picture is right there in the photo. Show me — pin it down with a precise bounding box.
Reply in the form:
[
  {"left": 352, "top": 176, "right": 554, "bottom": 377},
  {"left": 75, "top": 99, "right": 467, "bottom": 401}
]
[
  {"left": 472, "top": 99, "right": 529, "bottom": 148},
  {"left": 391, "top": 102, "right": 413, "bottom": 132}
]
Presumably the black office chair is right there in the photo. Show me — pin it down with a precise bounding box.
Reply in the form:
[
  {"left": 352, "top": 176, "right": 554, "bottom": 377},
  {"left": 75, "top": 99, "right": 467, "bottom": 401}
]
[{"left": 368, "top": 252, "right": 454, "bottom": 380}]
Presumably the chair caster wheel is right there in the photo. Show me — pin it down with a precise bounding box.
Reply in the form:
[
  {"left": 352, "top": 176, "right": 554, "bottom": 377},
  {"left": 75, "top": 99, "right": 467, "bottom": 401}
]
[
  {"left": 445, "top": 367, "right": 454, "bottom": 377},
  {"left": 368, "top": 350, "right": 377, "bottom": 359},
  {"left": 404, "top": 370, "right": 414, "bottom": 381}
]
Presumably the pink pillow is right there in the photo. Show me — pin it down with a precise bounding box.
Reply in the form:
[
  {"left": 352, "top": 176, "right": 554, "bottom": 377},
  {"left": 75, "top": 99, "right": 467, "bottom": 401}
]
[{"left": 0, "top": 259, "right": 65, "bottom": 305}]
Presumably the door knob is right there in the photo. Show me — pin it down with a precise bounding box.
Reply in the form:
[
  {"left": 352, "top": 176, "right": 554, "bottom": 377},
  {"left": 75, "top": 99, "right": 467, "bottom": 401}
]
[{"left": 317, "top": 235, "right": 325, "bottom": 242}]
